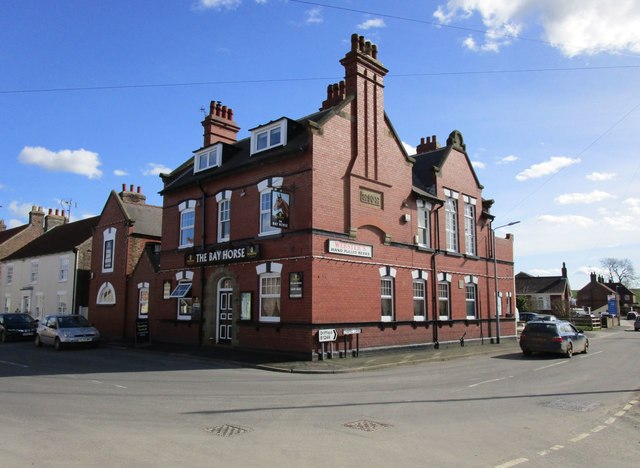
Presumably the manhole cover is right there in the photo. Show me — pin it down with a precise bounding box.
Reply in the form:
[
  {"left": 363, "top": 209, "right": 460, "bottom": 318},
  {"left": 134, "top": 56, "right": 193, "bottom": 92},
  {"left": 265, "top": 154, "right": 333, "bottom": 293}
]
[
  {"left": 204, "top": 424, "right": 251, "bottom": 437},
  {"left": 546, "top": 399, "right": 600, "bottom": 412},
  {"left": 343, "top": 420, "right": 392, "bottom": 432}
]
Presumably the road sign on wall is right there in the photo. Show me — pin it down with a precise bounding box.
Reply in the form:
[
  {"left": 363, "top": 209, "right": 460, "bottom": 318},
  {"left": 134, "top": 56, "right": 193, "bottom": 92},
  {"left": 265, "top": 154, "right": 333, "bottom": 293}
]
[{"left": 318, "top": 329, "right": 337, "bottom": 342}]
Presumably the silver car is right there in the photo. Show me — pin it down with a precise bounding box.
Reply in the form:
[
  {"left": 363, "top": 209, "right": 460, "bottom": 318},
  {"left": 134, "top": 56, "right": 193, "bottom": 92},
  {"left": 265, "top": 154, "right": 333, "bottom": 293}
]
[{"left": 35, "top": 314, "right": 100, "bottom": 350}]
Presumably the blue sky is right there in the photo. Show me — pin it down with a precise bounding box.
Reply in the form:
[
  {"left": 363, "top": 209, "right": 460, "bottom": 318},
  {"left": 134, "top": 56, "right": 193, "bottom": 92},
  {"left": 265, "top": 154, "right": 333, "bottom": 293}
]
[{"left": 2, "top": 0, "right": 640, "bottom": 290}]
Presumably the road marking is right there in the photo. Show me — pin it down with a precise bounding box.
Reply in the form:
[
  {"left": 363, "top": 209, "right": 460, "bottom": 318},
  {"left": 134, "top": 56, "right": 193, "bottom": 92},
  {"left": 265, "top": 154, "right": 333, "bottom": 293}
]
[
  {"left": 623, "top": 404, "right": 632, "bottom": 410},
  {"left": 89, "top": 380, "right": 103, "bottom": 384},
  {"left": 592, "top": 425, "right": 607, "bottom": 433},
  {"left": 534, "top": 361, "right": 567, "bottom": 371},
  {"left": 495, "top": 458, "right": 528, "bottom": 467},
  {"left": 538, "top": 445, "right": 564, "bottom": 456},
  {"left": 468, "top": 376, "right": 510, "bottom": 388},
  {"left": 114, "top": 384, "right": 127, "bottom": 389},
  {"left": 630, "top": 400, "right": 638, "bottom": 405},
  {"left": 0, "top": 359, "right": 28, "bottom": 368},
  {"left": 579, "top": 350, "right": 603, "bottom": 357},
  {"left": 570, "top": 433, "right": 590, "bottom": 442},
  {"left": 605, "top": 417, "right": 616, "bottom": 425},
  {"left": 615, "top": 410, "right": 625, "bottom": 417}
]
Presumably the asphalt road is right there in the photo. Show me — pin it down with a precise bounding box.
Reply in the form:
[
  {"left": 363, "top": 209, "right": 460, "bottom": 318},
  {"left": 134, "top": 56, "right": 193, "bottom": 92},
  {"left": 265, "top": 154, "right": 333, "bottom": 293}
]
[{"left": 1, "top": 325, "right": 639, "bottom": 467}]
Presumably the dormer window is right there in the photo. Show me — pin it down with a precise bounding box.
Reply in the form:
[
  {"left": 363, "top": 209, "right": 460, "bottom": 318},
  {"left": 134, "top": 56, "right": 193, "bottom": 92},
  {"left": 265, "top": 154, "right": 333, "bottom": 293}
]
[
  {"left": 250, "top": 119, "right": 287, "bottom": 155},
  {"left": 194, "top": 143, "right": 222, "bottom": 172}
]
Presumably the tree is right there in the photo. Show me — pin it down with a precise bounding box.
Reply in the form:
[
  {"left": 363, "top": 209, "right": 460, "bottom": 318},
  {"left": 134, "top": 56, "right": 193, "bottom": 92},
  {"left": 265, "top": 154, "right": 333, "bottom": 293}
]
[{"left": 600, "top": 257, "right": 638, "bottom": 287}]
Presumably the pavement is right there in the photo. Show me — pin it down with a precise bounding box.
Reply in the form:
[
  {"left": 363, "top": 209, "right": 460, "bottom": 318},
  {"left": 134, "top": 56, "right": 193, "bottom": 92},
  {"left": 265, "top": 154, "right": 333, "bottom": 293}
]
[{"left": 110, "top": 320, "right": 633, "bottom": 374}]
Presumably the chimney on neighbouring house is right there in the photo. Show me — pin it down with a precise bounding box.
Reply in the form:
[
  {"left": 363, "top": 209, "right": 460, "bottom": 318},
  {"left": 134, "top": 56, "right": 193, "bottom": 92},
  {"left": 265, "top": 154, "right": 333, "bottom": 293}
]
[
  {"left": 45, "top": 208, "right": 67, "bottom": 231},
  {"left": 119, "top": 184, "right": 147, "bottom": 204},
  {"left": 29, "top": 206, "right": 45, "bottom": 227},
  {"left": 590, "top": 272, "right": 597, "bottom": 283},
  {"left": 561, "top": 262, "right": 567, "bottom": 279},
  {"left": 320, "top": 80, "right": 346, "bottom": 110},
  {"left": 0, "top": 219, "right": 5, "bottom": 232},
  {"left": 416, "top": 135, "right": 439, "bottom": 154},
  {"left": 202, "top": 100, "right": 240, "bottom": 146}
]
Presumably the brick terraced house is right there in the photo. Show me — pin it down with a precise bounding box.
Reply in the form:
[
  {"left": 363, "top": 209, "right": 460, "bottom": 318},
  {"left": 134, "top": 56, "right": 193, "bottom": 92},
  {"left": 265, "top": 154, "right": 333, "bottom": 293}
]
[{"left": 153, "top": 34, "right": 516, "bottom": 358}]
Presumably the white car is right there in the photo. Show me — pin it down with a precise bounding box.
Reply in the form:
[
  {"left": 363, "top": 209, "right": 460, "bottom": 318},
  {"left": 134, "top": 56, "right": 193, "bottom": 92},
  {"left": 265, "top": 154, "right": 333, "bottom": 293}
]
[{"left": 35, "top": 314, "right": 100, "bottom": 350}]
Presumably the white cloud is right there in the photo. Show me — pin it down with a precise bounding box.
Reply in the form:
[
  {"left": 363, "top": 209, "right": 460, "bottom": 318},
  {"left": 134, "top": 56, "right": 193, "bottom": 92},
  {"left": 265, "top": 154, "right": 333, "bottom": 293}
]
[
  {"left": 603, "top": 214, "right": 639, "bottom": 232},
  {"left": 433, "top": 0, "right": 640, "bottom": 56},
  {"left": 19, "top": 146, "right": 102, "bottom": 179},
  {"left": 515, "top": 156, "right": 580, "bottom": 181},
  {"left": 402, "top": 141, "right": 416, "bottom": 155},
  {"left": 554, "top": 190, "right": 614, "bottom": 205},
  {"left": 498, "top": 154, "right": 518, "bottom": 164},
  {"left": 624, "top": 197, "right": 640, "bottom": 215},
  {"left": 306, "top": 7, "right": 323, "bottom": 24},
  {"left": 586, "top": 171, "right": 615, "bottom": 181},
  {"left": 537, "top": 214, "right": 594, "bottom": 227},
  {"left": 8, "top": 219, "right": 23, "bottom": 228},
  {"left": 196, "top": 0, "right": 241, "bottom": 9},
  {"left": 471, "top": 160, "right": 486, "bottom": 169},
  {"left": 527, "top": 268, "right": 560, "bottom": 277},
  {"left": 113, "top": 169, "right": 129, "bottom": 176},
  {"left": 143, "top": 163, "right": 172, "bottom": 176},
  {"left": 358, "top": 18, "right": 386, "bottom": 30},
  {"left": 9, "top": 201, "right": 35, "bottom": 219}
]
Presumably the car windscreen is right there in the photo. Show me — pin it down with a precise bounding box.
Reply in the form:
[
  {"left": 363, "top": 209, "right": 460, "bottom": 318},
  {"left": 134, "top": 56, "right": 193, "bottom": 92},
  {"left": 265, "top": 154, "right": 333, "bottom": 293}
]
[
  {"left": 57, "top": 316, "right": 91, "bottom": 328},
  {"left": 524, "top": 323, "right": 557, "bottom": 335},
  {"left": 4, "top": 314, "right": 34, "bottom": 325}
]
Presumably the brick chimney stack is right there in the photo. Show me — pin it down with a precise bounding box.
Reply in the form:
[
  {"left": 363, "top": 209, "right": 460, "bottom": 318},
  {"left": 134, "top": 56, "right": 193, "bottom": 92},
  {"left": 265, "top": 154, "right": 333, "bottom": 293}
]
[
  {"left": 29, "top": 206, "right": 45, "bottom": 227},
  {"left": 0, "top": 219, "right": 6, "bottom": 232},
  {"left": 339, "top": 33, "right": 389, "bottom": 181},
  {"left": 119, "top": 184, "right": 147, "bottom": 204},
  {"left": 202, "top": 100, "right": 240, "bottom": 146},
  {"left": 45, "top": 208, "right": 67, "bottom": 231},
  {"left": 321, "top": 81, "right": 346, "bottom": 110},
  {"left": 416, "top": 135, "right": 439, "bottom": 154}
]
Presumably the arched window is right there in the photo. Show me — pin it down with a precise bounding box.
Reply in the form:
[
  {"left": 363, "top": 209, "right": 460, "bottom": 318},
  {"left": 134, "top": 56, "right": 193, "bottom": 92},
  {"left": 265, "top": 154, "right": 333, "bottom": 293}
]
[
  {"left": 379, "top": 267, "right": 397, "bottom": 322},
  {"left": 97, "top": 282, "right": 116, "bottom": 305},
  {"left": 257, "top": 262, "right": 282, "bottom": 322}
]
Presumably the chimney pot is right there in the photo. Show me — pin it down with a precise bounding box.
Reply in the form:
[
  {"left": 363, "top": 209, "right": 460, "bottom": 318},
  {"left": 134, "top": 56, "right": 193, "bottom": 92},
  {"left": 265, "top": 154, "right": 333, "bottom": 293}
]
[
  {"left": 129, "top": 184, "right": 134, "bottom": 192},
  {"left": 122, "top": 183, "right": 126, "bottom": 191},
  {"left": 48, "top": 208, "right": 53, "bottom": 215},
  {"left": 137, "top": 186, "right": 141, "bottom": 193}
]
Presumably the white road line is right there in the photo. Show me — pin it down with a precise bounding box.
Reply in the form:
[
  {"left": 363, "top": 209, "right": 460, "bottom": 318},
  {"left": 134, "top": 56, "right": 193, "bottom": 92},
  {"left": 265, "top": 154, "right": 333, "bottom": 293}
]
[
  {"left": 534, "top": 361, "right": 568, "bottom": 371},
  {"left": 495, "top": 458, "right": 529, "bottom": 468},
  {"left": 630, "top": 400, "right": 638, "bottom": 405},
  {"left": 615, "top": 410, "right": 626, "bottom": 417},
  {"left": 605, "top": 417, "right": 617, "bottom": 425},
  {"left": 623, "top": 404, "right": 632, "bottom": 410},
  {"left": 592, "top": 425, "right": 607, "bottom": 433},
  {"left": 468, "top": 376, "right": 510, "bottom": 388},
  {"left": 579, "top": 350, "right": 603, "bottom": 357},
  {"left": 0, "top": 359, "right": 28, "bottom": 368},
  {"left": 89, "top": 380, "right": 103, "bottom": 384},
  {"left": 570, "top": 433, "right": 590, "bottom": 442},
  {"left": 114, "top": 384, "right": 127, "bottom": 389}
]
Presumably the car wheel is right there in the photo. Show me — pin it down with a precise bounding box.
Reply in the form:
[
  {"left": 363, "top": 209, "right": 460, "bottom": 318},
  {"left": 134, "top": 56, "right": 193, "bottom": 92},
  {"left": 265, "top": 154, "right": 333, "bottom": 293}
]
[
  {"left": 583, "top": 340, "right": 589, "bottom": 354},
  {"left": 566, "top": 343, "right": 573, "bottom": 358},
  {"left": 54, "top": 338, "right": 63, "bottom": 351},
  {"left": 522, "top": 349, "right": 532, "bottom": 356},
  {"left": 0, "top": 331, "right": 6, "bottom": 343},
  {"left": 35, "top": 335, "right": 42, "bottom": 347}
]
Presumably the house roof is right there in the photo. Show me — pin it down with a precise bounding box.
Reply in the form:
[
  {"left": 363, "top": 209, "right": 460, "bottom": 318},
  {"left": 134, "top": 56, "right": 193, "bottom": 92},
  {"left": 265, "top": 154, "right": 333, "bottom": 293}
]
[
  {"left": 160, "top": 108, "right": 335, "bottom": 195},
  {"left": 515, "top": 272, "right": 570, "bottom": 295},
  {"left": 2, "top": 216, "right": 100, "bottom": 261},
  {"left": 0, "top": 224, "right": 28, "bottom": 245},
  {"left": 105, "top": 190, "right": 162, "bottom": 238}
]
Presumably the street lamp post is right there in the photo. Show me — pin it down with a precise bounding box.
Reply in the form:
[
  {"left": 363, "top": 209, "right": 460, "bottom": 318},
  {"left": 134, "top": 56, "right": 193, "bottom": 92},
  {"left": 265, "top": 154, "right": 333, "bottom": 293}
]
[{"left": 492, "top": 221, "right": 520, "bottom": 344}]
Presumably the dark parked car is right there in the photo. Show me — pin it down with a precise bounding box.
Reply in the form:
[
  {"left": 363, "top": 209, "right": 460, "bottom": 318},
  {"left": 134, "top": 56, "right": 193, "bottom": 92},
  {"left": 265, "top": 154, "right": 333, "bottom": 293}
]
[
  {"left": 519, "top": 320, "right": 589, "bottom": 358},
  {"left": 0, "top": 313, "right": 38, "bottom": 342},
  {"left": 35, "top": 314, "right": 100, "bottom": 350},
  {"left": 635, "top": 316, "right": 640, "bottom": 331},
  {"left": 519, "top": 312, "right": 539, "bottom": 323},
  {"left": 627, "top": 311, "right": 638, "bottom": 320}
]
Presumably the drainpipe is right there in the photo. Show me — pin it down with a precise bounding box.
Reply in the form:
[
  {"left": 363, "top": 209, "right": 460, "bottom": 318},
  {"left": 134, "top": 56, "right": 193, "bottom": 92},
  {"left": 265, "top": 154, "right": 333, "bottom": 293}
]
[
  {"left": 431, "top": 203, "right": 443, "bottom": 348},
  {"left": 197, "top": 181, "right": 207, "bottom": 346},
  {"left": 71, "top": 247, "right": 79, "bottom": 315}
]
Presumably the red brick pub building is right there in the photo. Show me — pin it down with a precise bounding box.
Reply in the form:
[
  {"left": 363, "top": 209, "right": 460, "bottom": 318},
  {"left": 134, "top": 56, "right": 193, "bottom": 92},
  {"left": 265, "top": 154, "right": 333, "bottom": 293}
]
[{"left": 154, "top": 34, "right": 516, "bottom": 359}]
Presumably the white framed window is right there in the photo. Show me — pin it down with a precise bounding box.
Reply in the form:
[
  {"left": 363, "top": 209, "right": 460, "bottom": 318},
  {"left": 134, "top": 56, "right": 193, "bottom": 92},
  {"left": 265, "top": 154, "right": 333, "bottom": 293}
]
[
  {"left": 438, "top": 272, "right": 452, "bottom": 320},
  {"left": 57, "top": 292, "right": 67, "bottom": 314},
  {"left": 412, "top": 270, "right": 428, "bottom": 321},
  {"left": 30, "top": 261, "right": 39, "bottom": 283},
  {"left": 250, "top": 119, "right": 287, "bottom": 155},
  {"left": 194, "top": 143, "right": 222, "bottom": 172},
  {"left": 59, "top": 256, "right": 69, "bottom": 282},
  {"left": 216, "top": 190, "right": 231, "bottom": 243},
  {"left": 178, "top": 200, "right": 197, "bottom": 249},
  {"left": 173, "top": 271, "right": 194, "bottom": 320},
  {"left": 257, "top": 178, "right": 283, "bottom": 236},
  {"left": 97, "top": 282, "right": 116, "bottom": 305},
  {"left": 35, "top": 294, "right": 44, "bottom": 319},
  {"left": 3, "top": 296, "right": 9, "bottom": 313},
  {"left": 102, "top": 227, "right": 116, "bottom": 273},
  {"left": 379, "top": 267, "right": 397, "bottom": 322},
  {"left": 257, "top": 262, "right": 282, "bottom": 322},
  {"left": 465, "top": 275, "right": 478, "bottom": 318},
  {"left": 445, "top": 189, "right": 459, "bottom": 252},
  {"left": 416, "top": 200, "right": 431, "bottom": 247},
  {"left": 531, "top": 295, "right": 550, "bottom": 310},
  {"left": 6, "top": 264, "right": 13, "bottom": 285},
  {"left": 464, "top": 196, "right": 477, "bottom": 256},
  {"left": 138, "top": 282, "right": 149, "bottom": 318},
  {"left": 21, "top": 295, "right": 31, "bottom": 314}
]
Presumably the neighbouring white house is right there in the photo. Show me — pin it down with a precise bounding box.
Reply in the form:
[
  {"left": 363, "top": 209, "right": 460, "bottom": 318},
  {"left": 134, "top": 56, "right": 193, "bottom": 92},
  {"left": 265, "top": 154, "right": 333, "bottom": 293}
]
[{"left": 0, "top": 213, "right": 99, "bottom": 320}]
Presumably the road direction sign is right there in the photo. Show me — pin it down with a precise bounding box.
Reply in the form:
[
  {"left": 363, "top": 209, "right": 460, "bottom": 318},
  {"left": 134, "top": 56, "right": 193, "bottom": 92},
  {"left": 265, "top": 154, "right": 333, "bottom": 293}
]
[
  {"left": 318, "top": 329, "right": 337, "bottom": 342},
  {"left": 343, "top": 328, "right": 362, "bottom": 335}
]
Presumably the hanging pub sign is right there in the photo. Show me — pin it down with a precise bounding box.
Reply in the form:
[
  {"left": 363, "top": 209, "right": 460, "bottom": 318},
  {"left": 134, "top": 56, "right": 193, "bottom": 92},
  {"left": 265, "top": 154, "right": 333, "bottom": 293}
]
[
  {"left": 185, "top": 244, "right": 260, "bottom": 267},
  {"left": 271, "top": 189, "right": 290, "bottom": 229}
]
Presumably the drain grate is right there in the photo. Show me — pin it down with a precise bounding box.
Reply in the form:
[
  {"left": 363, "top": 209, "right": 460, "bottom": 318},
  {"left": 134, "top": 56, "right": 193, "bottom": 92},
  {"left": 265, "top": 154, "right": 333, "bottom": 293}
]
[
  {"left": 546, "top": 399, "right": 600, "bottom": 412},
  {"left": 204, "top": 424, "right": 251, "bottom": 437},
  {"left": 343, "top": 420, "right": 392, "bottom": 432}
]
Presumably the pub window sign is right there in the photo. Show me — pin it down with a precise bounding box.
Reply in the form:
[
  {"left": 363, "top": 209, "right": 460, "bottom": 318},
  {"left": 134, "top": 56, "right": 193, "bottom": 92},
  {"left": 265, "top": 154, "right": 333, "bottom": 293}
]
[{"left": 271, "top": 189, "right": 290, "bottom": 229}]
